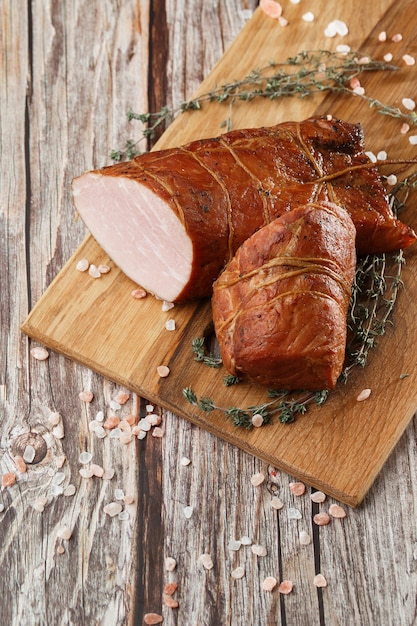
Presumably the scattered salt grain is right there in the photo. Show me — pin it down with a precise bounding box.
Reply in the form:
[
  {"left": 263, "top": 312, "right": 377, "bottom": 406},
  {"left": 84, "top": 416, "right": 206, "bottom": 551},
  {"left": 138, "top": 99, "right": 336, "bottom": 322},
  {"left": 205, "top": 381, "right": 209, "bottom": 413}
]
[
  {"left": 131, "top": 288, "right": 147, "bottom": 299},
  {"left": 164, "top": 582, "right": 178, "bottom": 595},
  {"left": 279, "top": 580, "right": 293, "bottom": 594},
  {"left": 386, "top": 174, "right": 397, "bottom": 186},
  {"left": 259, "top": 0, "right": 282, "bottom": 19},
  {"left": 262, "top": 576, "right": 278, "bottom": 591},
  {"left": 53, "top": 472, "right": 66, "bottom": 485},
  {"left": 118, "top": 510, "right": 130, "bottom": 521},
  {"left": 146, "top": 404, "right": 154, "bottom": 412},
  {"left": 299, "top": 530, "right": 311, "bottom": 545},
  {"left": 114, "top": 488, "right": 125, "bottom": 500},
  {"left": 52, "top": 423, "right": 65, "bottom": 439},
  {"left": 353, "top": 85, "right": 365, "bottom": 96},
  {"left": 278, "top": 16, "right": 288, "bottom": 26},
  {"left": 147, "top": 414, "right": 162, "bottom": 426},
  {"left": 289, "top": 481, "right": 306, "bottom": 496},
  {"left": 103, "top": 416, "right": 120, "bottom": 430},
  {"left": 200, "top": 553, "right": 214, "bottom": 570},
  {"left": 118, "top": 419, "right": 132, "bottom": 432},
  {"left": 14, "top": 455, "right": 27, "bottom": 473},
  {"left": 79, "top": 467, "right": 94, "bottom": 479},
  {"left": 157, "top": 365, "right": 170, "bottom": 378},
  {"left": 88, "top": 264, "right": 101, "bottom": 278},
  {"left": 32, "top": 496, "right": 48, "bottom": 512},
  {"left": 231, "top": 566, "right": 245, "bottom": 579},
  {"left": 57, "top": 526, "right": 72, "bottom": 540},
  {"left": 143, "top": 613, "right": 163, "bottom": 625},
  {"left": 324, "top": 20, "right": 348, "bottom": 38},
  {"left": 336, "top": 44, "right": 351, "bottom": 54},
  {"left": 240, "top": 535, "right": 252, "bottom": 546},
  {"left": 64, "top": 484, "right": 76, "bottom": 496},
  {"left": 165, "top": 557, "right": 177, "bottom": 571},
  {"left": 103, "top": 502, "right": 123, "bottom": 517},
  {"left": 357, "top": 388, "right": 371, "bottom": 402},
  {"left": 403, "top": 54, "right": 415, "bottom": 66},
  {"left": 138, "top": 418, "right": 151, "bottom": 432},
  {"left": 310, "top": 491, "right": 327, "bottom": 503},
  {"left": 251, "top": 413, "right": 264, "bottom": 427},
  {"left": 302, "top": 11, "right": 314, "bottom": 22},
  {"left": 329, "top": 503, "right": 347, "bottom": 518},
  {"left": 183, "top": 505, "right": 194, "bottom": 519},
  {"left": 409, "top": 135, "right": 417, "bottom": 145},
  {"left": 377, "top": 150, "right": 388, "bottom": 161},
  {"left": 79, "top": 451, "right": 93, "bottom": 465},
  {"left": 152, "top": 427, "right": 164, "bottom": 438},
  {"left": 98, "top": 264, "right": 110, "bottom": 274},
  {"left": 109, "top": 400, "right": 121, "bottom": 412},
  {"left": 251, "top": 544, "right": 267, "bottom": 557},
  {"left": 402, "top": 98, "right": 416, "bottom": 111},
  {"left": 165, "top": 319, "right": 176, "bottom": 331},
  {"left": 228, "top": 539, "right": 242, "bottom": 551},
  {"left": 23, "top": 445, "right": 36, "bottom": 463},
  {"left": 56, "top": 455, "right": 66, "bottom": 468},
  {"left": 123, "top": 494, "right": 134, "bottom": 505},
  {"left": 51, "top": 484, "right": 64, "bottom": 497},
  {"left": 392, "top": 33, "right": 403, "bottom": 42},
  {"left": 109, "top": 428, "right": 121, "bottom": 439},
  {"left": 365, "top": 151, "right": 377, "bottom": 163},
  {"left": 180, "top": 456, "right": 191, "bottom": 466},
  {"left": 115, "top": 391, "right": 129, "bottom": 405},
  {"left": 76, "top": 258, "right": 89, "bottom": 272},
  {"left": 102, "top": 468, "right": 115, "bottom": 480},
  {"left": 163, "top": 595, "right": 179, "bottom": 608},
  {"left": 120, "top": 432, "right": 133, "bottom": 444},
  {"left": 48, "top": 412, "right": 61, "bottom": 426},
  {"left": 137, "top": 430, "right": 147, "bottom": 440},
  {"left": 288, "top": 507, "right": 302, "bottom": 520},
  {"left": 251, "top": 472, "right": 265, "bottom": 487},
  {"left": 162, "top": 300, "right": 175, "bottom": 312},
  {"left": 2, "top": 472, "right": 17, "bottom": 487},
  {"left": 94, "top": 426, "right": 107, "bottom": 439},
  {"left": 313, "top": 512, "right": 331, "bottom": 526},
  {"left": 401, "top": 123, "right": 410, "bottom": 134},
  {"left": 0, "top": 504, "right": 4, "bottom": 513},
  {"left": 378, "top": 31, "right": 387, "bottom": 42},
  {"left": 91, "top": 464, "right": 104, "bottom": 477},
  {"left": 57, "top": 545, "right": 65, "bottom": 555},
  {"left": 271, "top": 496, "right": 284, "bottom": 510},
  {"left": 31, "top": 346, "right": 49, "bottom": 361},
  {"left": 384, "top": 52, "right": 393, "bottom": 62},
  {"left": 314, "top": 573, "right": 328, "bottom": 588},
  {"left": 79, "top": 390, "right": 93, "bottom": 403}
]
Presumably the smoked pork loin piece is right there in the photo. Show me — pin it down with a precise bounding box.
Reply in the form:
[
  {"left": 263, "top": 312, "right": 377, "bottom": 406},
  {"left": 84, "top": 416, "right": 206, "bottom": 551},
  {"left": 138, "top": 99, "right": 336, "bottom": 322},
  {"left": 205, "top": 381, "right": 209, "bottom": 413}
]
[
  {"left": 211, "top": 202, "right": 357, "bottom": 391},
  {"left": 72, "top": 116, "right": 415, "bottom": 302}
]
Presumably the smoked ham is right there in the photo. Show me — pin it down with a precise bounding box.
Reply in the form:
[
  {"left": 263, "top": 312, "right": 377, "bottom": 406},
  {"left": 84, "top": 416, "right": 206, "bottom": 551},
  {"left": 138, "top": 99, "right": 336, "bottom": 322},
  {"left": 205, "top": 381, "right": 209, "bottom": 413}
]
[
  {"left": 72, "top": 116, "right": 415, "bottom": 302},
  {"left": 212, "top": 202, "right": 357, "bottom": 391}
]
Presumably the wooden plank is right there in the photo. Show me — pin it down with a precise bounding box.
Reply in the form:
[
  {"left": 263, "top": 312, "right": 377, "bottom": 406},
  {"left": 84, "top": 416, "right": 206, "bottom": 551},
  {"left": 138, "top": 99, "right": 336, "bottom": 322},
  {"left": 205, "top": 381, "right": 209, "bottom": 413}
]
[{"left": 21, "top": 0, "right": 417, "bottom": 507}]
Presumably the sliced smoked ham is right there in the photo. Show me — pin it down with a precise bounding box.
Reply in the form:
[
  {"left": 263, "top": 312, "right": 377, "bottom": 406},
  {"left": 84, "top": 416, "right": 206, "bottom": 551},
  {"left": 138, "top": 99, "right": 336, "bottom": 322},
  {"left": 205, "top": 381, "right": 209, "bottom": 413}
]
[
  {"left": 72, "top": 116, "right": 416, "bottom": 302},
  {"left": 211, "top": 202, "right": 357, "bottom": 391}
]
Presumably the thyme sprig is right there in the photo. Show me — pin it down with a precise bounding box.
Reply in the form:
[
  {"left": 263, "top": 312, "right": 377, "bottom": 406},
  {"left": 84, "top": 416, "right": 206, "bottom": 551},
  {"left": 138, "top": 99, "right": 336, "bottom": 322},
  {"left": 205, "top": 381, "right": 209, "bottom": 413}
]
[
  {"left": 183, "top": 174, "right": 417, "bottom": 428},
  {"left": 111, "top": 49, "right": 415, "bottom": 161}
]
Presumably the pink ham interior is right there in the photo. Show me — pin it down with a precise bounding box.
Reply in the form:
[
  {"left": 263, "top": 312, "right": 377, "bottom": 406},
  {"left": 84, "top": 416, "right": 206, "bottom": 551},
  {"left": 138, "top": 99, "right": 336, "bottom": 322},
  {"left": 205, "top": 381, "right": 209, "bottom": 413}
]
[{"left": 72, "top": 173, "right": 193, "bottom": 302}]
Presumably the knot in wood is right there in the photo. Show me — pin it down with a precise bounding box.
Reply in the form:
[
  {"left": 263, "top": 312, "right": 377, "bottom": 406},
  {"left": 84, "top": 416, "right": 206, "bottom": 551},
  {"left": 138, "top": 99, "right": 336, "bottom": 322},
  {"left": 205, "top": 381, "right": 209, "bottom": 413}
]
[{"left": 10, "top": 432, "right": 48, "bottom": 464}]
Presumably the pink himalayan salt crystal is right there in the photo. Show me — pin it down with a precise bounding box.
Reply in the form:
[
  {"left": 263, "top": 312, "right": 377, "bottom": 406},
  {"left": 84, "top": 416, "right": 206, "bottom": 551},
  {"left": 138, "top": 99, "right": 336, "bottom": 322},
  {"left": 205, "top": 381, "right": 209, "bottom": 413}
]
[
  {"left": 310, "top": 491, "right": 327, "bottom": 503},
  {"left": 157, "top": 365, "right": 170, "bottom": 378},
  {"left": 403, "top": 54, "right": 415, "bottom": 66},
  {"left": 98, "top": 264, "right": 110, "bottom": 274},
  {"left": 165, "top": 557, "right": 177, "bottom": 571},
  {"left": 378, "top": 31, "right": 387, "bottom": 42},
  {"left": 200, "top": 553, "right": 214, "bottom": 570},
  {"left": 251, "top": 413, "right": 264, "bottom": 427},
  {"left": 401, "top": 123, "right": 410, "bottom": 134},
  {"left": 31, "top": 346, "right": 49, "bottom": 361},
  {"left": 251, "top": 472, "right": 265, "bottom": 487},
  {"left": 131, "top": 288, "right": 147, "bottom": 299},
  {"left": 2, "top": 472, "right": 17, "bottom": 487},
  {"left": 314, "top": 573, "right": 328, "bottom": 588},
  {"left": 114, "top": 391, "right": 130, "bottom": 405},
  {"left": 314, "top": 512, "right": 331, "bottom": 526},
  {"left": 329, "top": 503, "right": 347, "bottom": 518},
  {"left": 103, "top": 502, "right": 123, "bottom": 517},
  {"left": 402, "top": 97, "right": 416, "bottom": 111},
  {"left": 76, "top": 258, "right": 89, "bottom": 272},
  {"left": 279, "top": 580, "right": 293, "bottom": 594},
  {"left": 384, "top": 52, "right": 393, "bottom": 62},
  {"left": 88, "top": 264, "right": 101, "bottom": 278},
  {"left": 262, "top": 576, "right": 278, "bottom": 591},
  {"left": 14, "top": 456, "right": 27, "bottom": 473},
  {"left": 289, "top": 481, "right": 306, "bottom": 496},
  {"left": 147, "top": 413, "right": 162, "bottom": 426},
  {"left": 392, "top": 33, "right": 403, "bottom": 42},
  {"left": 231, "top": 566, "right": 245, "bottom": 579},
  {"left": 357, "top": 388, "right": 371, "bottom": 402},
  {"left": 164, "top": 582, "right": 178, "bottom": 596},
  {"left": 163, "top": 595, "right": 179, "bottom": 608},
  {"left": 152, "top": 427, "right": 164, "bottom": 438},
  {"left": 79, "top": 390, "right": 94, "bottom": 403},
  {"left": 57, "top": 545, "right": 66, "bottom": 555},
  {"left": 143, "top": 614, "right": 163, "bottom": 625},
  {"left": 271, "top": 496, "right": 284, "bottom": 510},
  {"left": 103, "top": 416, "right": 120, "bottom": 430},
  {"left": 251, "top": 544, "right": 267, "bottom": 557},
  {"left": 260, "top": 0, "right": 282, "bottom": 19},
  {"left": 299, "top": 530, "right": 311, "bottom": 545},
  {"left": 57, "top": 526, "right": 72, "bottom": 540}
]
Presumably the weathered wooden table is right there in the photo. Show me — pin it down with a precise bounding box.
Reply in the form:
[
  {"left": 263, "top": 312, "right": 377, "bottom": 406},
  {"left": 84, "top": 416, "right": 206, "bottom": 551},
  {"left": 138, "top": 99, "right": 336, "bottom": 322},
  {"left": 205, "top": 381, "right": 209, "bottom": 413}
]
[{"left": 2, "top": 1, "right": 417, "bottom": 624}]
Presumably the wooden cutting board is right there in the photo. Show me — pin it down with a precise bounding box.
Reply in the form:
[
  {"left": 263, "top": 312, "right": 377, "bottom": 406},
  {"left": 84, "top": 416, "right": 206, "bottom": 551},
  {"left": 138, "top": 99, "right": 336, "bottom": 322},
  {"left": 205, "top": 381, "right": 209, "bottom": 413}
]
[{"left": 22, "top": 0, "right": 417, "bottom": 506}]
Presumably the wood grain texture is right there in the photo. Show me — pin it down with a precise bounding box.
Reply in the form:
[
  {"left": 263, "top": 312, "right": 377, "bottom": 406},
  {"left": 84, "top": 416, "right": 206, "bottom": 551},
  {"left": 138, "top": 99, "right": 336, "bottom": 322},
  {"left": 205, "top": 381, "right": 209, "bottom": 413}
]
[
  {"left": 2, "top": 1, "right": 417, "bottom": 625},
  {"left": 22, "top": 0, "right": 417, "bottom": 506}
]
